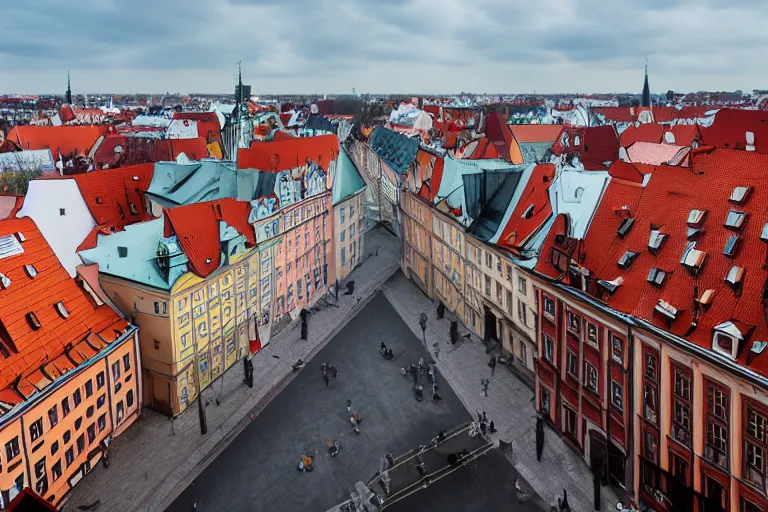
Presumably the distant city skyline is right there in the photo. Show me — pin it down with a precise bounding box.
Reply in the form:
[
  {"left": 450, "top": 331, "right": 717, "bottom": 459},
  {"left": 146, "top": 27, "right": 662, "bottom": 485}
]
[{"left": 2, "top": 0, "right": 766, "bottom": 95}]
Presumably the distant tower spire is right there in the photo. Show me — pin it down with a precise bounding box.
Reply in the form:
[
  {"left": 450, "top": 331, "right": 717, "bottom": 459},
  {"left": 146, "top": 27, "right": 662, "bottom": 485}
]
[
  {"left": 641, "top": 57, "right": 651, "bottom": 107},
  {"left": 66, "top": 70, "right": 72, "bottom": 104}
]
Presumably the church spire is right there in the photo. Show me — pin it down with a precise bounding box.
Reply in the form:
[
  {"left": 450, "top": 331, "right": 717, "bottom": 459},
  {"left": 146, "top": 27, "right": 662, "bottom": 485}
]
[
  {"left": 641, "top": 58, "right": 650, "bottom": 108},
  {"left": 66, "top": 70, "right": 72, "bottom": 105}
]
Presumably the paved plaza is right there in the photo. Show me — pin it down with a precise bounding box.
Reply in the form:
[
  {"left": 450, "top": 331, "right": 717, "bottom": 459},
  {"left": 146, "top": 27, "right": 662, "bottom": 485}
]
[{"left": 166, "top": 293, "right": 545, "bottom": 512}]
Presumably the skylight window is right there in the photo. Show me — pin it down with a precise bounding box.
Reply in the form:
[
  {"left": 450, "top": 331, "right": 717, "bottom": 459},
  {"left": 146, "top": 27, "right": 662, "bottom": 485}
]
[
  {"left": 598, "top": 277, "right": 624, "bottom": 295},
  {"left": 54, "top": 301, "right": 69, "bottom": 319},
  {"left": 725, "top": 266, "right": 745, "bottom": 289},
  {"left": 724, "top": 235, "right": 741, "bottom": 258},
  {"left": 648, "top": 229, "right": 667, "bottom": 254},
  {"left": 618, "top": 251, "right": 638, "bottom": 269},
  {"left": 752, "top": 341, "right": 768, "bottom": 355},
  {"left": 0, "top": 273, "right": 11, "bottom": 289},
  {"left": 697, "top": 289, "right": 715, "bottom": 307},
  {"left": 26, "top": 312, "right": 41, "bottom": 330},
  {"left": 522, "top": 205, "right": 534, "bottom": 219},
  {"left": 724, "top": 210, "right": 747, "bottom": 230},
  {"left": 0, "top": 234, "right": 24, "bottom": 260},
  {"left": 24, "top": 265, "right": 38, "bottom": 279},
  {"left": 686, "top": 227, "right": 702, "bottom": 241},
  {"left": 687, "top": 209, "right": 707, "bottom": 227},
  {"left": 761, "top": 221, "right": 768, "bottom": 242},
  {"left": 681, "top": 242, "right": 707, "bottom": 274},
  {"left": 647, "top": 267, "right": 667, "bottom": 287},
  {"left": 617, "top": 217, "right": 635, "bottom": 239},
  {"left": 729, "top": 186, "right": 752, "bottom": 205},
  {"left": 655, "top": 300, "right": 678, "bottom": 320},
  {"left": 15, "top": 232, "right": 25, "bottom": 243}
]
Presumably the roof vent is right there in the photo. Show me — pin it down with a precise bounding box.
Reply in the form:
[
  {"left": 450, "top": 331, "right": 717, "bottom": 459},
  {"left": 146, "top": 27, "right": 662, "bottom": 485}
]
[
  {"left": 687, "top": 209, "right": 707, "bottom": 227},
  {"left": 725, "top": 266, "right": 745, "bottom": 290},
  {"left": 618, "top": 251, "right": 638, "bottom": 269},
  {"left": 655, "top": 299, "right": 678, "bottom": 320},
  {"left": 681, "top": 242, "right": 707, "bottom": 274},
  {"left": 598, "top": 277, "right": 624, "bottom": 295},
  {"left": 729, "top": 186, "right": 752, "bottom": 205},
  {"left": 0, "top": 273, "right": 11, "bottom": 289},
  {"left": 24, "top": 265, "right": 38, "bottom": 279},
  {"left": 746, "top": 131, "right": 755, "bottom": 152},
  {"left": 0, "top": 234, "right": 24, "bottom": 260},
  {"left": 697, "top": 288, "right": 715, "bottom": 307},
  {"left": 117, "top": 246, "right": 128, "bottom": 258},
  {"left": 648, "top": 229, "right": 667, "bottom": 254},
  {"left": 617, "top": 217, "right": 635, "bottom": 239},
  {"left": 205, "top": 258, "right": 212, "bottom": 264},
  {"left": 724, "top": 235, "right": 741, "bottom": 258},
  {"left": 725, "top": 210, "right": 748, "bottom": 231},
  {"left": 647, "top": 267, "right": 667, "bottom": 286},
  {"left": 752, "top": 341, "right": 768, "bottom": 354}
]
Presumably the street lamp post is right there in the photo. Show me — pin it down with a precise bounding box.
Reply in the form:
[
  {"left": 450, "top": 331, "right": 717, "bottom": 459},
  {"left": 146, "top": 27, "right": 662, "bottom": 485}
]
[{"left": 418, "top": 312, "right": 428, "bottom": 348}]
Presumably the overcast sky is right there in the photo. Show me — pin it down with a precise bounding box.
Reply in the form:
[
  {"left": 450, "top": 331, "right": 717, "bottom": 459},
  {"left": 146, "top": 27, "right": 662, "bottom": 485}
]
[{"left": 1, "top": 0, "right": 766, "bottom": 95}]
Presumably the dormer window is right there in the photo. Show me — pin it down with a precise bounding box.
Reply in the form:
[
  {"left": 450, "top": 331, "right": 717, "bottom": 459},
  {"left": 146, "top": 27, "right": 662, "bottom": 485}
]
[
  {"left": 54, "top": 301, "right": 69, "bottom": 319},
  {"left": 762, "top": 222, "right": 768, "bottom": 242},
  {"left": 686, "top": 227, "right": 702, "bottom": 241},
  {"left": 681, "top": 242, "right": 707, "bottom": 274},
  {"left": 0, "top": 272, "right": 11, "bottom": 289},
  {"left": 724, "top": 210, "right": 747, "bottom": 230},
  {"left": 598, "top": 277, "right": 624, "bottom": 296},
  {"left": 648, "top": 229, "right": 667, "bottom": 254},
  {"left": 724, "top": 235, "right": 741, "bottom": 258},
  {"left": 687, "top": 209, "right": 707, "bottom": 227},
  {"left": 714, "top": 332, "right": 734, "bottom": 358},
  {"left": 655, "top": 300, "right": 678, "bottom": 320},
  {"left": 26, "top": 312, "right": 41, "bottom": 330},
  {"left": 647, "top": 267, "right": 667, "bottom": 286},
  {"left": 746, "top": 132, "right": 756, "bottom": 152},
  {"left": 617, "top": 217, "right": 635, "bottom": 239},
  {"left": 698, "top": 289, "right": 715, "bottom": 307},
  {"left": 729, "top": 186, "right": 752, "bottom": 205},
  {"left": 618, "top": 251, "right": 638, "bottom": 269},
  {"left": 725, "top": 266, "right": 745, "bottom": 290},
  {"left": 24, "top": 265, "right": 38, "bottom": 278},
  {"left": 15, "top": 232, "right": 26, "bottom": 243},
  {"left": 522, "top": 205, "right": 534, "bottom": 219},
  {"left": 712, "top": 321, "right": 748, "bottom": 360}
]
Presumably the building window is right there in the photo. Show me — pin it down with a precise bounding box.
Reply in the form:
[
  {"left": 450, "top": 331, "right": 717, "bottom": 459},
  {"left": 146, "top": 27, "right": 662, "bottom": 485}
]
[
  {"left": 518, "top": 276, "right": 527, "bottom": 295},
  {"left": 563, "top": 406, "right": 577, "bottom": 437},
  {"left": 543, "top": 334, "right": 554, "bottom": 363},
  {"left": 51, "top": 460, "right": 61, "bottom": 482},
  {"left": 486, "top": 252, "right": 492, "bottom": 268},
  {"left": 566, "top": 310, "right": 580, "bottom": 335},
  {"left": 643, "top": 383, "right": 658, "bottom": 425},
  {"left": 153, "top": 301, "right": 167, "bottom": 315},
  {"left": 54, "top": 301, "right": 69, "bottom": 319},
  {"left": 84, "top": 380, "right": 93, "bottom": 398},
  {"left": 341, "top": 247, "right": 346, "bottom": 265},
  {"left": 518, "top": 299, "right": 527, "bottom": 326},
  {"left": 87, "top": 424, "right": 96, "bottom": 444},
  {"left": 30, "top": 418, "right": 44, "bottom": 442},
  {"left": 611, "top": 335, "right": 623, "bottom": 364},
  {"left": 519, "top": 342, "right": 527, "bottom": 364},
  {"left": 76, "top": 435, "right": 84, "bottom": 454},
  {"left": 96, "top": 372, "right": 105, "bottom": 390},
  {"left": 611, "top": 381, "right": 623, "bottom": 411},
  {"left": 584, "top": 362, "right": 598, "bottom": 393},
  {"left": 644, "top": 351, "right": 658, "bottom": 381},
  {"left": 350, "top": 223, "right": 355, "bottom": 237},
  {"left": 506, "top": 264, "right": 513, "bottom": 282},
  {"left": 671, "top": 366, "right": 692, "bottom": 446},
  {"left": 566, "top": 349, "right": 578, "bottom": 378},
  {"left": 742, "top": 499, "right": 763, "bottom": 512},
  {"left": 495, "top": 281, "right": 503, "bottom": 304},
  {"left": 543, "top": 296, "right": 555, "bottom": 320},
  {"left": 744, "top": 404, "right": 768, "bottom": 491},
  {"left": 340, "top": 230, "right": 345, "bottom": 243},
  {"left": 5, "top": 437, "right": 20, "bottom": 462},
  {"left": 73, "top": 388, "right": 82, "bottom": 407},
  {"left": 540, "top": 388, "right": 550, "bottom": 416},
  {"left": 127, "top": 390, "right": 134, "bottom": 408},
  {"left": 111, "top": 361, "right": 121, "bottom": 382},
  {"left": 340, "top": 207, "right": 345, "bottom": 224},
  {"left": 62, "top": 430, "right": 70, "bottom": 444},
  {"left": 48, "top": 406, "right": 58, "bottom": 428},
  {"left": 117, "top": 401, "right": 125, "bottom": 424},
  {"left": 34, "top": 457, "right": 47, "bottom": 495},
  {"left": 705, "top": 381, "right": 729, "bottom": 468},
  {"left": 587, "top": 323, "right": 598, "bottom": 346},
  {"left": 65, "top": 447, "right": 74, "bottom": 467},
  {"left": 643, "top": 430, "right": 658, "bottom": 464},
  {"left": 97, "top": 395, "right": 106, "bottom": 408},
  {"left": 506, "top": 290, "right": 514, "bottom": 316},
  {"left": 123, "top": 354, "right": 131, "bottom": 372}
]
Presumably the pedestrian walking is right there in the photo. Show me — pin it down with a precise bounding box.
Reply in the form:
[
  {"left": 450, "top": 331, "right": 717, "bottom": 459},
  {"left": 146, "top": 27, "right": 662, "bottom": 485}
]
[
  {"left": 488, "top": 356, "right": 497, "bottom": 376},
  {"left": 433, "top": 342, "right": 440, "bottom": 359},
  {"left": 477, "top": 411, "right": 483, "bottom": 423},
  {"left": 481, "top": 411, "right": 488, "bottom": 423},
  {"left": 481, "top": 378, "right": 490, "bottom": 397},
  {"left": 489, "top": 421, "right": 497, "bottom": 434},
  {"left": 480, "top": 421, "right": 487, "bottom": 435}
]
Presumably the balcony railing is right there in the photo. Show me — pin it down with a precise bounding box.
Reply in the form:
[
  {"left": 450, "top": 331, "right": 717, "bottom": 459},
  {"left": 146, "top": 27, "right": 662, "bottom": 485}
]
[{"left": 703, "top": 445, "right": 728, "bottom": 469}]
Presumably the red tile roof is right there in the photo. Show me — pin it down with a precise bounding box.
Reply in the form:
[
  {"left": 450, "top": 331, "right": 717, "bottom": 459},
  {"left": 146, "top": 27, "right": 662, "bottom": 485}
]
[
  {"left": 663, "top": 124, "right": 702, "bottom": 146},
  {"left": 172, "top": 112, "right": 222, "bottom": 145},
  {"left": 0, "top": 218, "right": 128, "bottom": 395},
  {"left": 6, "top": 126, "right": 108, "bottom": 155},
  {"left": 496, "top": 164, "right": 556, "bottom": 254},
  {"left": 73, "top": 164, "right": 155, "bottom": 232},
  {"left": 237, "top": 134, "right": 340, "bottom": 172},
  {"left": 509, "top": 124, "right": 564, "bottom": 144},
  {"left": 163, "top": 199, "right": 255, "bottom": 279},
  {"left": 699, "top": 109, "right": 768, "bottom": 153},
  {"left": 626, "top": 142, "right": 690, "bottom": 167},
  {"left": 619, "top": 123, "right": 664, "bottom": 147},
  {"left": 572, "top": 148, "right": 768, "bottom": 376},
  {"left": 551, "top": 126, "right": 619, "bottom": 170},
  {"left": 462, "top": 137, "right": 501, "bottom": 160},
  {"left": 484, "top": 112, "right": 524, "bottom": 164}
]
